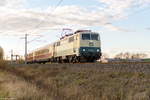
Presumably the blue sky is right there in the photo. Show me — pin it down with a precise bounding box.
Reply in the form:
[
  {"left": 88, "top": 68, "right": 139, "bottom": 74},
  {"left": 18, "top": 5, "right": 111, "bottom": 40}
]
[
  {"left": 25, "top": 0, "right": 101, "bottom": 8},
  {"left": 0, "top": 0, "right": 150, "bottom": 58}
]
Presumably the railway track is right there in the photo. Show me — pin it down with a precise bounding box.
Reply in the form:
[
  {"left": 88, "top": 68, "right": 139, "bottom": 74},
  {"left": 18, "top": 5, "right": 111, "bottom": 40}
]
[
  {"left": 12, "top": 61, "right": 150, "bottom": 66},
  {"left": 9, "top": 62, "right": 150, "bottom": 73}
]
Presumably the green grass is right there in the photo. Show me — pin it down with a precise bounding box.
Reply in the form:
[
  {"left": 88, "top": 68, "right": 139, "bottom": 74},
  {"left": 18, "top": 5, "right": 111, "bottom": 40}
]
[{"left": 142, "top": 59, "right": 150, "bottom": 62}]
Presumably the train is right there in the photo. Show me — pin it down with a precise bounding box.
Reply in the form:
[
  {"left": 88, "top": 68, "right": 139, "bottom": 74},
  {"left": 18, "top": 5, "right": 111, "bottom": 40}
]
[{"left": 27, "top": 30, "right": 102, "bottom": 63}]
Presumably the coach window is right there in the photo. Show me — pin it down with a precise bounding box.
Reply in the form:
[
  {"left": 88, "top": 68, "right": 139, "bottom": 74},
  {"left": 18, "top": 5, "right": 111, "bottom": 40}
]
[
  {"left": 69, "top": 36, "right": 74, "bottom": 42},
  {"left": 82, "top": 34, "right": 90, "bottom": 40}
]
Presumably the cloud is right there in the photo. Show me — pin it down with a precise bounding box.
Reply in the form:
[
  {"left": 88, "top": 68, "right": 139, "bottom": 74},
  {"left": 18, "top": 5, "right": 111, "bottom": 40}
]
[
  {"left": 97, "top": 0, "right": 150, "bottom": 19},
  {"left": 0, "top": 5, "right": 133, "bottom": 35},
  {"left": 0, "top": 0, "right": 7, "bottom": 6},
  {"left": 0, "top": 0, "right": 26, "bottom": 8},
  {"left": 0, "top": 0, "right": 150, "bottom": 36},
  {"left": 146, "top": 27, "right": 150, "bottom": 30},
  {"left": 0, "top": 5, "right": 112, "bottom": 35},
  {"left": 103, "top": 23, "right": 134, "bottom": 32}
]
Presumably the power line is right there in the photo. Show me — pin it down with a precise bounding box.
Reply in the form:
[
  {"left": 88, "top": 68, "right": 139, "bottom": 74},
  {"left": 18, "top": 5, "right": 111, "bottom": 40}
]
[
  {"left": 27, "top": 28, "right": 61, "bottom": 44},
  {"left": 0, "top": 0, "right": 64, "bottom": 37},
  {"left": 26, "top": 0, "right": 64, "bottom": 45},
  {"left": 31, "top": 0, "right": 64, "bottom": 33},
  {"left": 3, "top": 0, "right": 64, "bottom": 63},
  {"left": 53, "top": 0, "right": 64, "bottom": 11}
]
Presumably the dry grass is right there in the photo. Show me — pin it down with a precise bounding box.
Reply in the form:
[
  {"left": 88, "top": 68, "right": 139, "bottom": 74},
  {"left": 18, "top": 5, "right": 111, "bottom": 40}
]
[
  {"left": 0, "top": 60, "right": 7, "bottom": 67},
  {"left": 0, "top": 62, "right": 150, "bottom": 100}
]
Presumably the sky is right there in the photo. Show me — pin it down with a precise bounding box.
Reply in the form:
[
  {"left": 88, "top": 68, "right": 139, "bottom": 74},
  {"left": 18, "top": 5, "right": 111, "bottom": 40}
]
[{"left": 0, "top": 0, "right": 150, "bottom": 58}]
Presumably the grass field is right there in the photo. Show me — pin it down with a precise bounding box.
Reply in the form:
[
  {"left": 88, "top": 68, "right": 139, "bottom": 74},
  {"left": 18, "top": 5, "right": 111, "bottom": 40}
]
[{"left": 0, "top": 62, "right": 150, "bottom": 100}]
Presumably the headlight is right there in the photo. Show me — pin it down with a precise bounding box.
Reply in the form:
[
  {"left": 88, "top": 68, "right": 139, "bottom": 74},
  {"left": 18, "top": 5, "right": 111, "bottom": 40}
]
[
  {"left": 83, "top": 49, "right": 86, "bottom": 52},
  {"left": 97, "top": 49, "right": 100, "bottom": 52}
]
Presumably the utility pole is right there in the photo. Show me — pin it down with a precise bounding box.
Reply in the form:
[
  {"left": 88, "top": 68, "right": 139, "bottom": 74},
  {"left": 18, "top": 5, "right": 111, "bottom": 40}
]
[
  {"left": 25, "top": 34, "right": 28, "bottom": 64},
  {"left": 11, "top": 50, "right": 13, "bottom": 64}
]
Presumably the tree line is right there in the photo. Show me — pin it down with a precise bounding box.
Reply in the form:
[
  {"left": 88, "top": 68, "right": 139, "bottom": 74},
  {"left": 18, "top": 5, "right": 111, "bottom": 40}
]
[{"left": 102, "top": 52, "right": 148, "bottom": 60}]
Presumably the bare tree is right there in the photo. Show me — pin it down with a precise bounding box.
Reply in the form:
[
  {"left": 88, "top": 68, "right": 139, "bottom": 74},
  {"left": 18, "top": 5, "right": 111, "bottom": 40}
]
[
  {"left": 131, "top": 53, "right": 147, "bottom": 59},
  {"left": 115, "top": 53, "right": 124, "bottom": 59},
  {"left": 115, "top": 52, "right": 148, "bottom": 60}
]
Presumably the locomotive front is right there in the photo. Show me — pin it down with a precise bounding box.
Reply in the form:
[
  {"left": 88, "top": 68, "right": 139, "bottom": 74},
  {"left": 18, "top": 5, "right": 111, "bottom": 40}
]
[{"left": 79, "top": 32, "right": 101, "bottom": 62}]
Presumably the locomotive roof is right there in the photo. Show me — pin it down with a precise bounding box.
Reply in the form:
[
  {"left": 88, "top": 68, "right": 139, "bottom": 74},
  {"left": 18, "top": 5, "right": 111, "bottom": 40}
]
[{"left": 60, "top": 30, "right": 98, "bottom": 40}]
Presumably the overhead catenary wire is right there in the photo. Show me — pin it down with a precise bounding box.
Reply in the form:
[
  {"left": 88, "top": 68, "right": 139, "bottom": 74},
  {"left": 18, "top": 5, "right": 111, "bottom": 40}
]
[
  {"left": 21, "top": 0, "right": 64, "bottom": 63},
  {"left": 30, "top": 0, "right": 64, "bottom": 34},
  {"left": 1, "top": 1, "right": 149, "bottom": 38},
  {"left": 27, "top": 0, "right": 64, "bottom": 44},
  {"left": 2, "top": 1, "right": 150, "bottom": 51},
  {"left": 27, "top": 29, "right": 61, "bottom": 44},
  {"left": 0, "top": 0, "right": 64, "bottom": 38}
]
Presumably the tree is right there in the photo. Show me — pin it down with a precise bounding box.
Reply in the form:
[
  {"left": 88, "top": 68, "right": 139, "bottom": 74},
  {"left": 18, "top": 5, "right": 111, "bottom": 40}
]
[
  {"left": 115, "top": 52, "right": 148, "bottom": 60},
  {"left": 131, "top": 53, "right": 147, "bottom": 59},
  {"left": 115, "top": 53, "right": 124, "bottom": 59}
]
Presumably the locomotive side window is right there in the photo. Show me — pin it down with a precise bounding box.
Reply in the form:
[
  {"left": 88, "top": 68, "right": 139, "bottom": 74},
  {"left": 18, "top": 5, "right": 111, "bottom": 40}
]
[
  {"left": 91, "top": 34, "right": 99, "bottom": 40},
  {"left": 82, "top": 34, "right": 90, "bottom": 40},
  {"left": 69, "top": 36, "right": 74, "bottom": 42},
  {"left": 56, "top": 42, "right": 60, "bottom": 46}
]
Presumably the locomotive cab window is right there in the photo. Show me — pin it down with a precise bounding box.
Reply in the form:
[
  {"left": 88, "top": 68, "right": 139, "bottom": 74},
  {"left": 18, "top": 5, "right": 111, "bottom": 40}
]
[
  {"left": 82, "top": 34, "right": 90, "bottom": 40},
  {"left": 82, "top": 33, "right": 99, "bottom": 40},
  {"left": 91, "top": 34, "right": 99, "bottom": 40}
]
